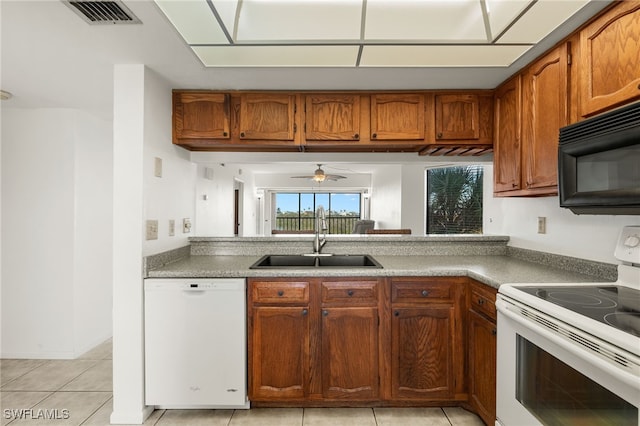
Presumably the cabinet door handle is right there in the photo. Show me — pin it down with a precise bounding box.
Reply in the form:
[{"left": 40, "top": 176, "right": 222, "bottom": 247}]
[
  {"left": 492, "top": 328, "right": 497, "bottom": 336},
  {"left": 277, "top": 290, "right": 284, "bottom": 297},
  {"left": 421, "top": 290, "right": 429, "bottom": 297},
  {"left": 347, "top": 290, "right": 354, "bottom": 296},
  {"left": 478, "top": 298, "right": 484, "bottom": 305},
  {"left": 240, "top": 131, "right": 246, "bottom": 138},
  {"left": 372, "top": 133, "right": 377, "bottom": 139},
  {"left": 323, "top": 310, "right": 329, "bottom": 316},
  {"left": 223, "top": 131, "right": 228, "bottom": 137},
  {"left": 394, "top": 310, "right": 400, "bottom": 317},
  {"left": 353, "top": 133, "right": 359, "bottom": 140},
  {"left": 436, "top": 132, "right": 443, "bottom": 139},
  {"left": 302, "top": 309, "right": 308, "bottom": 316}
]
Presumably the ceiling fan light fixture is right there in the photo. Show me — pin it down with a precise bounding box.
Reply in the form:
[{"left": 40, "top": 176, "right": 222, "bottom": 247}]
[{"left": 291, "top": 164, "right": 346, "bottom": 182}]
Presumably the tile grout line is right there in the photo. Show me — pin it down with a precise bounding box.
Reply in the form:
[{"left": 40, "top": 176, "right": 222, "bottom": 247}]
[
  {"left": 0, "top": 359, "right": 51, "bottom": 389},
  {"left": 78, "top": 395, "right": 113, "bottom": 425}
]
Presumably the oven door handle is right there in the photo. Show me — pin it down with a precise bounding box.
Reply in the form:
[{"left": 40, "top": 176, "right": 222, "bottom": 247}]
[{"left": 496, "top": 298, "right": 640, "bottom": 395}]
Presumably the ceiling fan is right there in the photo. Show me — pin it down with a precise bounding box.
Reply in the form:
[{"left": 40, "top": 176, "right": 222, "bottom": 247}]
[{"left": 291, "top": 164, "right": 346, "bottom": 183}]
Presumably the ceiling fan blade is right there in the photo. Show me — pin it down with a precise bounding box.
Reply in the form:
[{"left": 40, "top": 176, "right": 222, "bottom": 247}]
[
  {"left": 325, "top": 174, "right": 347, "bottom": 181},
  {"left": 291, "top": 175, "right": 315, "bottom": 179}
]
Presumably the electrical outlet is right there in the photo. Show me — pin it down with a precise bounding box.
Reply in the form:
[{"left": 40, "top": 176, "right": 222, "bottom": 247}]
[
  {"left": 146, "top": 220, "right": 158, "bottom": 240},
  {"left": 168, "top": 219, "right": 175, "bottom": 236},
  {"left": 183, "top": 218, "right": 192, "bottom": 233},
  {"left": 537, "top": 217, "right": 546, "bottom": 234}
]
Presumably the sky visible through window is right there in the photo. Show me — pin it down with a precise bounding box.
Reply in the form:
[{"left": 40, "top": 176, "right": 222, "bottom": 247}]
[{"left": 276, "top": 193, "right": 361, "bottom": 214}]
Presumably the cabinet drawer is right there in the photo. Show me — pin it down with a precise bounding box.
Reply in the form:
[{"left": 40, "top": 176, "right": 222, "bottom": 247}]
[
  {"left": 251, "top": 281, "right": 309, "bottom": 304},
  {"left": 321, "top": 280, "right": 379, "bottom": 305},
  {"left": 391, "top": 278, "right": 458, "bottom": 303},
  {"left": 469, "top": 282, "right": 497, "bottom": 321}
]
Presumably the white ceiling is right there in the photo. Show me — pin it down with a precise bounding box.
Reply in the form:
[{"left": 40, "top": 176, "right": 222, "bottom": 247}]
[
  {"left": 0, "top": 0, "right": 612, "bottom": 121},
  {"left": 155, "top": 0, "right": 594, "bottom": 68}
]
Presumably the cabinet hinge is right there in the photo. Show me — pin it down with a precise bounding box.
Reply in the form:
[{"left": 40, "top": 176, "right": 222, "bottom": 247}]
[
  {"left": 294, "top": 123, "right": 297, "bottom": 133},
  {"left": 567, "top": 53, "right": 572, "bottom": 66},
  {"left": 304, "top": 123, "right": 306, "bottom": 133},
  {"left": 294, "top": 104, "right": 297, "bottom": 113}
]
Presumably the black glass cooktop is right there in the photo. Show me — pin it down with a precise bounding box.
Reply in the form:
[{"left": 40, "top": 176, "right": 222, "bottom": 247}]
[{"left": 515, "top": 285, "right": 640, "bottom": 337}]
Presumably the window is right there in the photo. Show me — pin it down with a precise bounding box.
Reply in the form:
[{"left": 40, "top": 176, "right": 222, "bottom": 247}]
[
  {"left": 275, "top": 192, "right": 362, "bottom": 234},
  {"left": 426, "top": 165, "right": 483, "bottom": 234}
]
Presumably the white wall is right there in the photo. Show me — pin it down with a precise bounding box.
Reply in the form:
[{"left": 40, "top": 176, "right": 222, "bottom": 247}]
[
  {"left": 111, "top": 65, "right": 197, "bottom": 424},
  {"left": 1, "top": 108, "right": 112, "bottom": 358},
  {"left": 142, "top": 70, "right": 196, "bottom": 255},
  {"left": 400, "top": 165, "right": 427, "bottom": 234},
  {"left": 370, "top": 165, "right": 403, "bottom": 229},
  {"left": 483, "top": 165, "right": 640, "bottom": 264}
]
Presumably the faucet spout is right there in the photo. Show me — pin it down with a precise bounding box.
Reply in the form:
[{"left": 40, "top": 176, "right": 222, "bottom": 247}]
[{"left": 313, "top": 205, "right": 328, "bottom": 254}]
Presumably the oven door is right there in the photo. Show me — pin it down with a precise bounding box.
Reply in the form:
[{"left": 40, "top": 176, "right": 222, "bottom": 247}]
[{"left": 496, "top": 297, "right": 639, "bottom": 426}]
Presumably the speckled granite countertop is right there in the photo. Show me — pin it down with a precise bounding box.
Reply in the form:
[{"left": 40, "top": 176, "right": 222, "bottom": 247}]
[{"left": 145, "top": 254, "right": 611, "bottom": 290}]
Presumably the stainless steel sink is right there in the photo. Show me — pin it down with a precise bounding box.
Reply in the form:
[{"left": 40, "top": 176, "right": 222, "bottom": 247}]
[{"left": 250, "top": 254, "right": 382, "bottom": 269}]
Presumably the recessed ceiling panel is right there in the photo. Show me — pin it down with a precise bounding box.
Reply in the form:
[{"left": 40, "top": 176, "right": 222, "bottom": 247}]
[
  {"left": 365, "top": 0, "right": 487, "bottom": 41},
  {"left": 211, "top": 0, "right": 239, "bottom": 38},
  {"left": 486, "top": 0, "right": 531, "bottom": 41},
  {"left": 193, "top": 45, "right": 360, "bottom": 67},
  {"left": 235, "top": 0, "right": 362, "bottom": 42},
  {"left": 154, "top": 0, "right": 229, "bottom": 44},
  {"left": 497, "top": 0, "right": 591, "bottom": 43},
  {"left": 360, "top": 45, "right": 532, "bottom": 67}
]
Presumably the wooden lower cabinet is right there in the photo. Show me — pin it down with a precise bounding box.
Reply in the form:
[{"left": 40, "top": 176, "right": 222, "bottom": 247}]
[
  {"left": 467, "top": 280, "right": 498, "bottom": 425},
  {"left": 391, "top": 306, "right": 455, "bottom": 399},
  {"left": 250, "top": 306, "right": 309, "bottom": 399},
  {"left": 248, "top": 276, "right": 492, "bottom": 415},
  {"left": 389, "top": 277, "right": 466, "bottom": 402},
  {"left": 321, "top": 307, "right": 379, "bottom": 400}
]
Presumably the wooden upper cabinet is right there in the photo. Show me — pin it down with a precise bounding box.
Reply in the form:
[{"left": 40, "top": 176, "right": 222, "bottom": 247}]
[
  {"left": 239, "top": 93, "right": 296, "bottom": 140},
  {"left": 580, "top": 1, "right": 640, "bottom": 117},
  {"left": 522, "top": 43, "right": 569, "bottom": 193},
  {"left": 435, "top": 94, "right": 480, "bottom": 140},
  {"left": 172, "top": 92, "right": 230, "bottom": 142},
  {"left": 493, "top": 76, "right": 522, "bottom": 193},
  {"left": 305, "top": 94, "right": 360, "bottom": 141},
  {"left": 370, "top": 94, "right": 425, "bottom": 140}
]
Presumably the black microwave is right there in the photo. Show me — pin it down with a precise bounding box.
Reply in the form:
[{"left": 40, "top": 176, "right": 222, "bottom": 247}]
[{"left": 558, "top": 101, "right": 640, "bottom": 215}]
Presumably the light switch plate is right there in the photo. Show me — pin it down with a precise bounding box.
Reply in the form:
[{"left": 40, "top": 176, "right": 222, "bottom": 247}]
[
  {"left": 154, "top": 157, "right": 162, "bottom": 178},
  {"left": 146, "top": 220, "right": 158, "bottom": 240}
]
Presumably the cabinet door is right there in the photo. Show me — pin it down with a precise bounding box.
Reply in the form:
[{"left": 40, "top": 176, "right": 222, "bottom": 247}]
[
  {"left": 391, "top": 306, "right": 455, "bottom": 399},
  {"left": 468, "top": 310, "right": 497, "bottom": 426},
  {"left": 435, "top": 94, "right": 480, "bottom": 140},
  {"left": 580, "top": 1, "right": 640, "bottom": 117},
  {"left": 370, "top": 94, "right": 425, "bottom": 140},
  {"left": 305, "top": 94, "right": 360, "bottom": 141},
  {"left": 522, "top": 43, "right": 569, "bottom": 192},
  {"left": 250, "top": 306, "right": 309, "bottom": 400},
  {"left": 173, "top": 92, "right": 230, "bottom": 141},
  {"left": 321, "top": 307, "right": 379, "bottom": 400},
  {"left": 239, "top": 93, "right": 296, "bottom": 140},
  {"left": 493, "top": 76, "right": 522, "bottom": 193}
]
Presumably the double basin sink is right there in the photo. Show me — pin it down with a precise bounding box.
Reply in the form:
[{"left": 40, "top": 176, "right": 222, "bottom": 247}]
[{"left": 250, "top": 254, "right": 382, "bottom": 269}]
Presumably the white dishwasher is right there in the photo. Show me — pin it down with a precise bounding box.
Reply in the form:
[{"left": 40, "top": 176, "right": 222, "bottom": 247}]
[{"left": 144, "top": 278, "right": 249, "bottom": 409}]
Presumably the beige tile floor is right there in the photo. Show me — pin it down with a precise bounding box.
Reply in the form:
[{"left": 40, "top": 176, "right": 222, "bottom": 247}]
[{"left": 1, "top": 339, "right": 484, "bottom": 426}]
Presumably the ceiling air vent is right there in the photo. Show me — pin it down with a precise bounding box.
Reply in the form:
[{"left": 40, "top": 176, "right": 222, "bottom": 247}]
[{"left": 63, "top": 0, "right": 141, "bottom": 25}]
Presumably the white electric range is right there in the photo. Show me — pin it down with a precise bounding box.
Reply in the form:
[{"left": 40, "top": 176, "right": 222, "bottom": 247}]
[{"left": 496, "top": 226, "right": 640, "bottom": 426}]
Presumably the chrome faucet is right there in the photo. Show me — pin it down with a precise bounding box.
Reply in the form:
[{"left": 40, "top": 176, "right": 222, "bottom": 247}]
[{"left": 313, "top": 205, "right": 328, "bottom": 254}]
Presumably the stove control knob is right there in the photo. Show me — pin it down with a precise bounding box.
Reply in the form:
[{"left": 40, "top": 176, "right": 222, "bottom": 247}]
[{"left": 623, "top": 235, "right": 640, "bottom": 248}]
